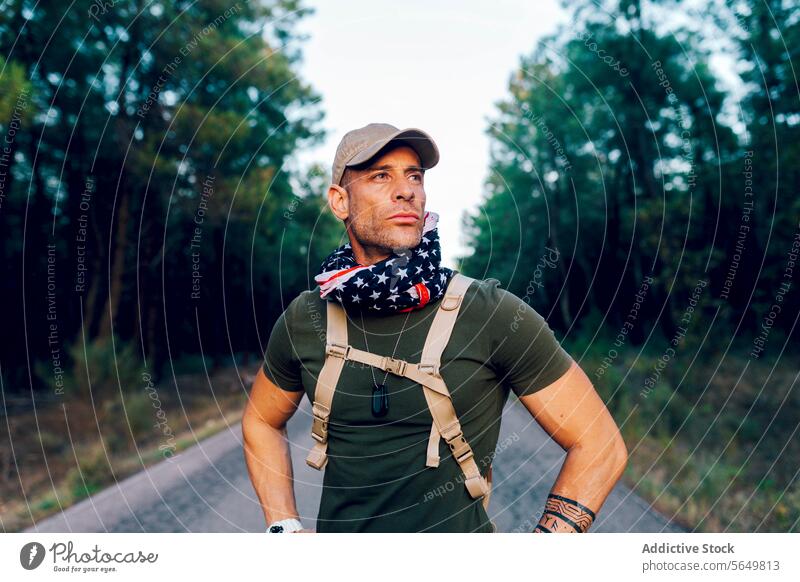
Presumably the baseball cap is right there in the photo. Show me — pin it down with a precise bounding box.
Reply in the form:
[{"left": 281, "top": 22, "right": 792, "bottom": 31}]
[{"left": 331, "top": 123, "right": 440, "bottom": 187}]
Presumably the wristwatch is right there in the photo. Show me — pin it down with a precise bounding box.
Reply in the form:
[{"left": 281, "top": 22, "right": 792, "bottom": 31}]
[{"left": 267, "top": 518, "right": 304, "bottom": 533}]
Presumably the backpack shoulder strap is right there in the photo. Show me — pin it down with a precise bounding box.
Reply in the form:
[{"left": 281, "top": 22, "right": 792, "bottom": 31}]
[
  {"left": 418, "top": 273, "right": 491, "bottom": 505},
  {"left": 420, "top": 273, "right": 475, "bottom": 370},
  {"left": 305, "top": 299, "right": 348, "bottom": 470},
  {"left": 420, "top": 272, "right": 475, "bottom": 468}
]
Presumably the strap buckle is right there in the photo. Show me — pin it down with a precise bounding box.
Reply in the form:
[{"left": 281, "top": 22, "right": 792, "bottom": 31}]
[
  {"left": 326, "top": 342, "right": 350, "bottom": 359},
  {"left": 418, "top": 362, "right": 440, "bottom": 377},
  {"left": 440, "top": 421, "right": 473, "bottom": 463},
  {"left": 383, "top": 357, "right": 407, "bottom": 376},
  {"left": 311, "top": 402, "right": 330, "bottom": 443},
  {"left": 439, "top": 420, "right": 462, "bottom": 442}
]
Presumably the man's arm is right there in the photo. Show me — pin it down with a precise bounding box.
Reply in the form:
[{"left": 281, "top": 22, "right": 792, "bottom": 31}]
[
  {"left": 518, "top": 360, "right": 628, "bottom": 532},
  {"left": 242, "top": 367, "right": 307, "bottom": 530}
]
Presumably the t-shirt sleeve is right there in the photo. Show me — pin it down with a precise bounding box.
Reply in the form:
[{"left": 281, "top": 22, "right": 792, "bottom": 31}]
[
  {"left": 262, "top": 308, "right": 304, "bottom": 392},
  {"left": 488, "top": 284, "right": 574, "bottom": 398}
]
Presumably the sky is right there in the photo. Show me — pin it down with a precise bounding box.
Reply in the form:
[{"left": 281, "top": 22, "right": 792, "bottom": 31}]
[{"left": 293, "top": 1, "right": 569, "bottom": 268}]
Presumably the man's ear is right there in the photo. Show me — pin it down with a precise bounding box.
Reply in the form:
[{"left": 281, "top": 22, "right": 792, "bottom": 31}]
[{"left": 328, "top": 183, "right": 349, "bottom": 222}]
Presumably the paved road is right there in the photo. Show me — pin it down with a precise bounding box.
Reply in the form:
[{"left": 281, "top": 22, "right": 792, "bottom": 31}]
[{"left": 26, "top": 397, "right": 683, "bottom": 533}]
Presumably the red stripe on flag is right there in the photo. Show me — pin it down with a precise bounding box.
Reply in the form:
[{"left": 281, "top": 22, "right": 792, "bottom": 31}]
[{"left": 319, "top": 265, "right": 363, "bottom": 286}]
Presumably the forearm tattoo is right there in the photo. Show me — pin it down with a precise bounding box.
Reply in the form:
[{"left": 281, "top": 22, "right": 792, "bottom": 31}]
[{"left": 533, "top": 493, "right": 596, "bottom": 533}]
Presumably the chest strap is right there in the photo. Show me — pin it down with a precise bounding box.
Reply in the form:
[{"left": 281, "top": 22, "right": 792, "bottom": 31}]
[{"left": 305, "top": 273, "right": 491, "bottom": 507}]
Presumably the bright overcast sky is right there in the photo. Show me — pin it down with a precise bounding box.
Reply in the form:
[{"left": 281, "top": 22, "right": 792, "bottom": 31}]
[{"left": 293, "top": 1, "right": 568, "bottom": 268}]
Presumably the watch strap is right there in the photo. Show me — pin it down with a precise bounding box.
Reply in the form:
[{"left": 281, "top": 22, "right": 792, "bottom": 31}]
[{"left": 266, "top": 518, "right": 304, "bottom": 533}]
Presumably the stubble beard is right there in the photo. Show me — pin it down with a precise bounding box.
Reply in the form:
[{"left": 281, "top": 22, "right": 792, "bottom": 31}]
[{"left": 349, "top": 214, "right": 423, "bottom": 257}]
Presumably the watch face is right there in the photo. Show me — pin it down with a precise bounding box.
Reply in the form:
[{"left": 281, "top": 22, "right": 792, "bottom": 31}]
[{"left": 269, "top": 525, "right": 285, "bottom": 533}]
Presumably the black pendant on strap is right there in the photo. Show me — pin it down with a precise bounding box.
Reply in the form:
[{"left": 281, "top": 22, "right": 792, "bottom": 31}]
[{"left": 371, "top": 382, "right": 389, "bottom": 417}]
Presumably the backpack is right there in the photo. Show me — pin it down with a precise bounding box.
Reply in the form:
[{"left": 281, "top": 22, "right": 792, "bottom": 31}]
[{"left": 305, "top": 273, "right": 494, "bottom": 516}]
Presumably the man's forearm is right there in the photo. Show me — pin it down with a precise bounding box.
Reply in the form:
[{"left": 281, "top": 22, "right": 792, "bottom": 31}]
[
  {"left": 242, "top": 412, "right": 300, "bottom": 524},
  {"left": 533, "top": 441, "right": 627, "bottom": 533}
]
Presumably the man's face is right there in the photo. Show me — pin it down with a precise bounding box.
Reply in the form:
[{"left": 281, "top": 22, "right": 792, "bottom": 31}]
[{"left": 334, "top": 145, "right": 427, "bottom": 262}]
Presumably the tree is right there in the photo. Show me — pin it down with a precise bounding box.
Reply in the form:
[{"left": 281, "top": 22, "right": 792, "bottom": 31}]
[
  {"left": 0, "top": 0, "right": 336, "bottom": 393},
  {"left": 461, "top": 0, "right": 741, "bottom": 342}
]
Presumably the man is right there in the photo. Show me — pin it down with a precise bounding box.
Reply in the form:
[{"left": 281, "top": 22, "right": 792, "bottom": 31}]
[{"left": 242, "top": 123, "right": 628, "bottom": 533}]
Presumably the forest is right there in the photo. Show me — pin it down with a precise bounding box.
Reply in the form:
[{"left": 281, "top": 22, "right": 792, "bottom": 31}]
[{"left": 459, "top": 0, "right": 799, "bottom": 531}]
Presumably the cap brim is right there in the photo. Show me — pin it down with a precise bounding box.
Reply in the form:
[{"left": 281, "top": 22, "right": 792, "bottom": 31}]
[{"left": 346, "top": 128, "right": 440, "bottom": 171}]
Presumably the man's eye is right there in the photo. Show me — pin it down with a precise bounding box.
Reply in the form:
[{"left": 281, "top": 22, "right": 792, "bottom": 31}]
[
  {"left": 374, "top": 172, "right": 388, "bottom": 179},
  {"left": 410, "top": 174, "right": 422, "bottom": 182}
]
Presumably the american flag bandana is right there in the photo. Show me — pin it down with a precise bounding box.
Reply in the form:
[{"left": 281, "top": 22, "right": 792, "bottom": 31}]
[{"left": 314, "top": 211, "right": 455, "bottom": 313}]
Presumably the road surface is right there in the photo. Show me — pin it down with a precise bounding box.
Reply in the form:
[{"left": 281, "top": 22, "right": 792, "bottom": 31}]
[{"left": 25, "top": 397, "right": 684, "bottom": 533}]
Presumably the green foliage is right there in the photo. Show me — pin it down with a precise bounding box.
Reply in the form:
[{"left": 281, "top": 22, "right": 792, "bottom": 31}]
[
  {"left": 1, "top": 0, "right": 338, "bottom": 395},
  {"left": 37, "top": 430, "right": 65, "bottom": 454},
  {"left": 461, "top": 0, "right": 796, "bottom": 347},
  {"left": 100, "top": 389, "right": 157, "bottom": 452},
  {"left": 65, "top": 445, "right": 110, "bottom": 500},
  {"left": 71, "top": 336, "right": 146, "bottom": 399},
  {"left": 169, "top": 353, "right": 212, "bottom": 376},
  {"left": 32, "top": 495, "right": 59, "bottom": 514},
  {"left": 33, "top": 335, "right": 145, "bottom": 399},
  {"left": 122, "top": 390, "right": 160, "bottom": 442},
  {"left": 0, "top": 55, "right": 32, "bottom": 123}
]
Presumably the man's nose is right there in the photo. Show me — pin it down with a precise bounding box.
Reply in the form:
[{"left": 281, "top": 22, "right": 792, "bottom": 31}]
[{"left": 394, "top": 177, "right": 415, "bottom": 200}]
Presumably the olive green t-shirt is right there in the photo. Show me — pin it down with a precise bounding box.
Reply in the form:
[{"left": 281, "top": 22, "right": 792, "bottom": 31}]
[{"left": 262, "top": 275, "right": 573, "bottom": 533}]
